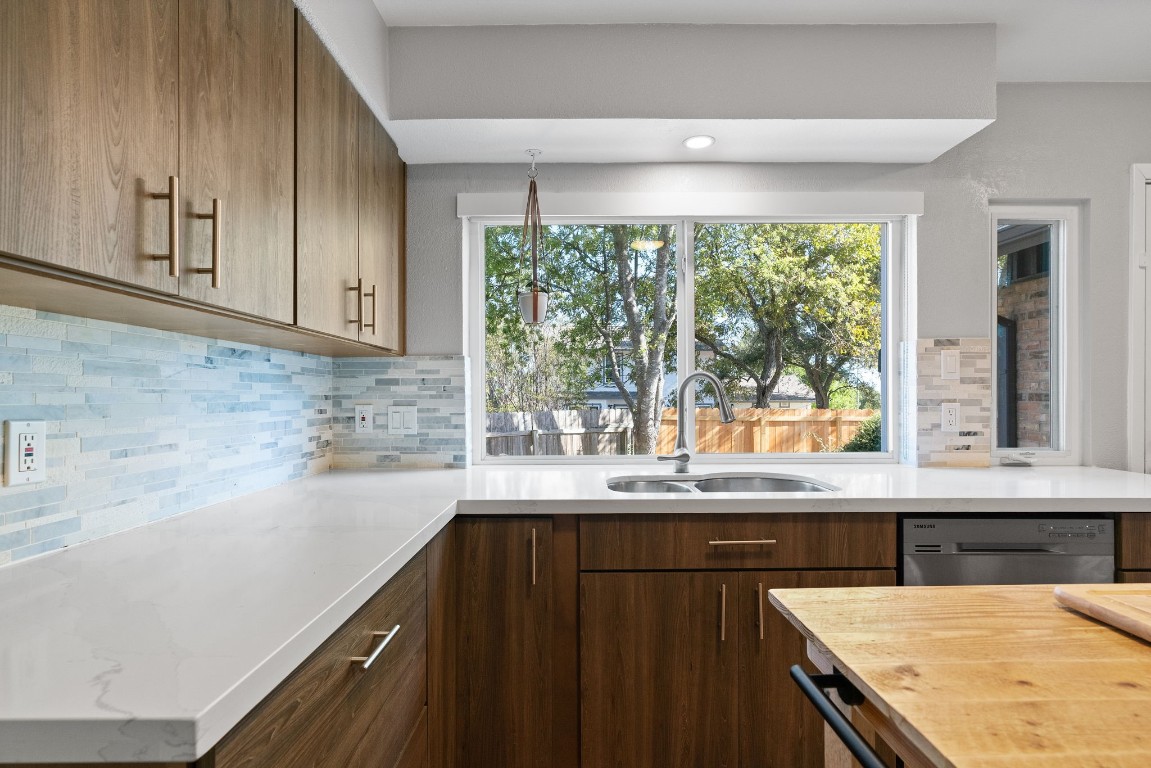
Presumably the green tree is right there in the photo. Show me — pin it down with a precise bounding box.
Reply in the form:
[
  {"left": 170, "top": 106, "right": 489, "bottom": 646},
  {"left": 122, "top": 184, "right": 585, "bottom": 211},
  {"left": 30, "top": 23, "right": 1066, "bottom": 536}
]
[
  {"left": 485, "top": 224, "right": 676, "bottom": 454},
  {"left": 694, "top": 223, "right": 882, "bottom": 409}
]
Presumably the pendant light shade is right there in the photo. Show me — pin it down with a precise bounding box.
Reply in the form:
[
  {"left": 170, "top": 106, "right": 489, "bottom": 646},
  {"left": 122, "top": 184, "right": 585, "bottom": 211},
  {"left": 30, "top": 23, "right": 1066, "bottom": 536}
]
[{"left": 517, "top": 149, "right": 548, "bottom": 325}]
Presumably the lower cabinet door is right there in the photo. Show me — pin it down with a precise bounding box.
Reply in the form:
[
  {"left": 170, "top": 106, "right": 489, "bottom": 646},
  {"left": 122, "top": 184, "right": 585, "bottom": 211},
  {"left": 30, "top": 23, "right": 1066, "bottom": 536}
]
[
  {"left": 449, "top": 518, "right": 559, "bottom": 768},
  {"left": 738, "top": 569, "right": 895, "bottom": 768},
  {"left": 580, "top": 571, "right": 740, "bottom": 768}
]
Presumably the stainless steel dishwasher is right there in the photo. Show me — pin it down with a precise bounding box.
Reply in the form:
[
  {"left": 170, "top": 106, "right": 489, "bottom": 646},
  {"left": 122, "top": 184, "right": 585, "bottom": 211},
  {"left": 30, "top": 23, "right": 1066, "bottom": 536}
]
[{"left": 902, "top": 517, "right": 1114, "bottom": 585}]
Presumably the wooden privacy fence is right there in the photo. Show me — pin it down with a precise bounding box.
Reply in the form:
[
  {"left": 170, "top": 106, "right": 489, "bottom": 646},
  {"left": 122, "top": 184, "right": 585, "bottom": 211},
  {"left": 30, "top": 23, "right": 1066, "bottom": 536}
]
[
  {"left": 487, "top": 408, "right": 877, "bottom": 456},
  {"left": 486, "top": 409, "right": 634, "bottom": 456},
  {"left": 657, "top": 408, "right": 877, "bottom": 454}
]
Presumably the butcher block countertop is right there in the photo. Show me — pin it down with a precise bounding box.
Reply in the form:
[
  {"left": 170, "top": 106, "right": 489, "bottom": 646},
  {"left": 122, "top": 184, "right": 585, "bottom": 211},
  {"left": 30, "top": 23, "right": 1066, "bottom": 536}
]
[{"left": 769, "top": 584, "right": 1151, "bottom": 768}]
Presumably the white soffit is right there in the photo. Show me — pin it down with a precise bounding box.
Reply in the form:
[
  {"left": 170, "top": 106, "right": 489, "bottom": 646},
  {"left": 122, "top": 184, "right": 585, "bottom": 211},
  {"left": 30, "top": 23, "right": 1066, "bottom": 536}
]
[
  {"left": 384, "top": 23, "right": 995, "bottom": 164},
  {"left": 385, "top": 118, "right": 993, "bottom": 165}
]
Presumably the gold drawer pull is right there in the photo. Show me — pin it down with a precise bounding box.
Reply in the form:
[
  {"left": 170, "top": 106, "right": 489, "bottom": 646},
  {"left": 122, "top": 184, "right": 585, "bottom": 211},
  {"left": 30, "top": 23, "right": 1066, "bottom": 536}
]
[
  {"left": 708, "top": 539, "right": 777, "bottom": 546},
  {"left": 149, "top": 175, "right": 179, "bottom": 277},
  {"left": 350, "top": 624, "right": 400, "bottom": 670},
  {"left": 350, "top": 278, "right": 365, "bottom": 332},
  {"left": 720, "top": 583, "right": 727, "bottom": 642},
  {"left": 194, "top": 198, "right": 223, "bottom": 288}
]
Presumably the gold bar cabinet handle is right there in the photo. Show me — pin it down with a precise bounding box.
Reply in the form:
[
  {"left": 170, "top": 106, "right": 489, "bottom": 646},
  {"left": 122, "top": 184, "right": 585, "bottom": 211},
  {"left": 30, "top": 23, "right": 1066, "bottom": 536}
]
[
  {"left": 720, "top": 583, "right": 727, "bottom": 642},
  {"left": 756, "top": 582, "right": 765, "bottom": 640},
  {"left": 194, "top": 198, "right": 222, "bottom": 288},
  {"left": 349, "top": 624, "right": 401, "bottom": 670},
  {"left": 708, "top": 539, "right": 777, "bottom": 546},
  {"left": 531, "top": 527, "right": 537, "bottom": 586},
  {"left": 349, "top": 278, "right": 365, "bottom": 332},
  {"left": 363, "top": 283, "right": 377, "bottom": 334},
  {"left": 149, "top": 175, "right": 179, "bottom": 277}
]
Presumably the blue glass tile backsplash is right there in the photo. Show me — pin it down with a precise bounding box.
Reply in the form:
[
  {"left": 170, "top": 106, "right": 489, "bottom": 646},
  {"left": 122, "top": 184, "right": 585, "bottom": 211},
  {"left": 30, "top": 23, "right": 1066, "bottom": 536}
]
[{"left": 0, "top": 304, "right": 466, "bottom": 565}]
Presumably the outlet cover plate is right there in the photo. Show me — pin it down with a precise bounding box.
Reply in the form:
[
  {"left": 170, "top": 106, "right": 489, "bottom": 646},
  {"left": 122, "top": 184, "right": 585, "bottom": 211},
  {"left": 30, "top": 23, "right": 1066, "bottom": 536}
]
[
  {"left": 354, "top": 405, "right": 374, "bottom": 434},
  {"left": 941, "top": 403, "right": 961, "bottom": 432},
  {"left": 4, "top": 420, "right": 47, "bottom": 486}
]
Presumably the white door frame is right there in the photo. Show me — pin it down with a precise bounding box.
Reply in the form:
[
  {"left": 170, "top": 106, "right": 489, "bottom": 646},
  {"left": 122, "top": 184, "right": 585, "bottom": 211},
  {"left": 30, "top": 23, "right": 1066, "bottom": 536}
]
[{"left": 1126, "top": 164, "right": 1151, "bottom": 472}]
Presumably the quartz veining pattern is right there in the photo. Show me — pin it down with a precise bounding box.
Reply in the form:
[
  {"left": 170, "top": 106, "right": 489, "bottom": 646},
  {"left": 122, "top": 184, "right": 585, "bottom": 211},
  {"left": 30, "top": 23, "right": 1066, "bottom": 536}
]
[{"left": 2, "top": 464, "right": 1150, "bottom": 762}]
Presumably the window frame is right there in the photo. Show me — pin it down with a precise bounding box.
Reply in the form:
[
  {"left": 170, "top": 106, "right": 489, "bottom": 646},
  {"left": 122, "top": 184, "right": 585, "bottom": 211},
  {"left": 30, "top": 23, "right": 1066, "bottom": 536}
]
[
  {"left": 463, "top": 194, "right": 918, "bottom": 466},
  {"left": 989, "top": 203, "right": 1081, "bottom": 465}
]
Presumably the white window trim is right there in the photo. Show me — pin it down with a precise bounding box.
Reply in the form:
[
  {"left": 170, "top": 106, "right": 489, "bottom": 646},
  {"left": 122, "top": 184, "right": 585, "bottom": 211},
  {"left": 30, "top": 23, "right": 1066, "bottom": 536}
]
[
  {"left": 462, "top": 192, "right": 922, "bottom": 465},
  {"left": 1127, "top": 165, "right": 1151, "bottom": 473},
  {"left": 989, "top": 203, "right": 1082, "bottom": 465}
]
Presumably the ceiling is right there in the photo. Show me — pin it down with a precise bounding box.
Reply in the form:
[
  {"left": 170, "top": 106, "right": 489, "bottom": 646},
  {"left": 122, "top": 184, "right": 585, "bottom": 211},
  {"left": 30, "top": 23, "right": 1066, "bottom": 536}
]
[{"left": 371, "top": 0, "right": 1151, "bottom": 83}]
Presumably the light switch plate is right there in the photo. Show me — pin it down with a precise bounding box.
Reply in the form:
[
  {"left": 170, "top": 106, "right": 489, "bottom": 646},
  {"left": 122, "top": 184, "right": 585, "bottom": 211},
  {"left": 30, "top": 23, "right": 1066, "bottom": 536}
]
[
  {"left": 388, "top": 406, "right": 418, "bottom": 436},
  {"left": 4, "top": 420, "right": 47, "bottom": 486},
  {"left": 940, "top": 349, "right": 961, "bottom": 380}
]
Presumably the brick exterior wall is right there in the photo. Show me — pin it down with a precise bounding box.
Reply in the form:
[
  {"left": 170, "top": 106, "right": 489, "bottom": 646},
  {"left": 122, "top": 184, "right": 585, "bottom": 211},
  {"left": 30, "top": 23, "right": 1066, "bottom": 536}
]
[{"left": 997, "top": 275, "right": 1051, "bottom": 448}]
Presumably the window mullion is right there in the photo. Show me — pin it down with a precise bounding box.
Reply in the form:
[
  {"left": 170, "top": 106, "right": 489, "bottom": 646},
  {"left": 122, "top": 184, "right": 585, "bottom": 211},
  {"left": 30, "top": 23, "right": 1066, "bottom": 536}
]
[{"left": 678, "top": 219, "right": 696, "bottom": 453}]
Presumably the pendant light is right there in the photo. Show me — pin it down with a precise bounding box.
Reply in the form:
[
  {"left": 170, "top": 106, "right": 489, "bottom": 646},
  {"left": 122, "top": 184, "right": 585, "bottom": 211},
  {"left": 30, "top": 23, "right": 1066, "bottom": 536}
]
[{"left": 517, "top": 149, "right": 549, "bottom": 324}]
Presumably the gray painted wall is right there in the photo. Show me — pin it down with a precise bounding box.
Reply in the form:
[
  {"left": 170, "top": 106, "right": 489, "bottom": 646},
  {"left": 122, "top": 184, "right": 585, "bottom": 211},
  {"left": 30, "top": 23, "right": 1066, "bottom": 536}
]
[
  {"left": 389, "top": 24, "right": 996, "bottom": 120},
  {"left": 405, "top": 83, "right": 1151, "bottom": 469}
]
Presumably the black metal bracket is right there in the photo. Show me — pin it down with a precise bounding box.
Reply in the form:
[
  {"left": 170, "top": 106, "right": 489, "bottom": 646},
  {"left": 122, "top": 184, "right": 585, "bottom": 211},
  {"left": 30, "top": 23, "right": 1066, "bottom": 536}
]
[
  {"left": 808, "top": 671, "right": 866, "bottom": 706},
  {"left": 790, "top": 665, "right": 890, "bottom": 768}
]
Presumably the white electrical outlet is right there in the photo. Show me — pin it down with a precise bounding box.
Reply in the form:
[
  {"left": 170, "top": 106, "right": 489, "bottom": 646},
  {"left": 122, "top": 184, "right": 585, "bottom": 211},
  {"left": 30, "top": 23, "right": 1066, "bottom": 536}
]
[
  {"left": 354, "top": 405, "right": 374, "bottom": 434},
  {"left": 941, "top": 403, "right": 961, "bottom": 432},
  {"left": 4, "top": 420, "right": 47, "bottom": 486},
  {"left": 388, "top": 406, "right": 418, "bottom": 436}
]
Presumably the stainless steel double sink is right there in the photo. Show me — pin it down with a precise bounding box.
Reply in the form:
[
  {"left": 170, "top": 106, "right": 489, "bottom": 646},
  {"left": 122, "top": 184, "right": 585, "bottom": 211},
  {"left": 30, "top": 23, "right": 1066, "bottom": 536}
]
[{"left": 606, "top": 472, "right": 838, "bottom": 494}]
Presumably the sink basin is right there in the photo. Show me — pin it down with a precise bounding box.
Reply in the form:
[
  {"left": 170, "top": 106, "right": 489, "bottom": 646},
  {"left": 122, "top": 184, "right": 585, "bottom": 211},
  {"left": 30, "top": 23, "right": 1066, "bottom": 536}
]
[
  {"left": 606, "top": 472, "right": 838, "bottom": 494},
  {"left": 607, "top": 479, "right": 694, "bottom": 494},
  {"left": 692, "top": 476, "right": 834, "bottom": 493}
]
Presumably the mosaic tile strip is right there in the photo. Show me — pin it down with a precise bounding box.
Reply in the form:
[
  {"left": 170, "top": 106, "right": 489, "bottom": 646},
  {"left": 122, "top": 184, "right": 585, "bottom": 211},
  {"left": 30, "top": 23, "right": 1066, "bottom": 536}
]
[
  {"left": 915, "top": 338, "right": 993, "bottom": 467},
  {"left": 0, "top": 305, "right": 333, "bottom": 564},
  {"left": 332, "top": 356, "right": 468, "bottom": 469}
]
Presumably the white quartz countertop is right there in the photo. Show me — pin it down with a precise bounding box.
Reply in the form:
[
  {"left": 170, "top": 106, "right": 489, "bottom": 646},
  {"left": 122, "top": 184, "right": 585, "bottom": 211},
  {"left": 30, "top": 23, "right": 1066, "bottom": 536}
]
[{"left": 2, "top": 463, "right": 1150, "bottom": 762}]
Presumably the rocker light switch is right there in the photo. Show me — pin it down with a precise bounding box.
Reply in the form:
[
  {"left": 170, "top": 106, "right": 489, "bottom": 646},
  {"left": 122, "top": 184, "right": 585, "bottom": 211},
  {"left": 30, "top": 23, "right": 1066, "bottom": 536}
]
[
  {"left": 388, "top": 406, "right": 417, "bottom": 436},
  {"left": 940, "top": 349, "right": 961, "bottom": 380}
]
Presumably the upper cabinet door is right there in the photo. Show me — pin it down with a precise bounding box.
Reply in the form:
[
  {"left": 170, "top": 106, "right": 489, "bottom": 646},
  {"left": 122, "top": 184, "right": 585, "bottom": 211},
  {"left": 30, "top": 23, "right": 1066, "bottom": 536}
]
[
  {"left": 0, "top": 0, "right": 180, "bottom": 293},
  {"left": 295, "top": 16, "right": 359, "bottom": 341},
  {"left": 179, "top": 0, "right": 294, "bottom": 322},
  {"left": 358, "top": 102, "right": 406, "bottom": 351}
]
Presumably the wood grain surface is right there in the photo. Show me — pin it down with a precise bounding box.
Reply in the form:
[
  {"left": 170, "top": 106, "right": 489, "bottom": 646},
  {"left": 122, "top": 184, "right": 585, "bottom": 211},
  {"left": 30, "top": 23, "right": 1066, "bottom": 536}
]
[
  {"left": 1120, "top": 513, "right": 1151, "bottom": 569},
  {"left": 450, "top": 518, "right": 559, "bottom": 768},
  {"left": 1055, "top": 583, "right": 1151, "bottom": 643},
  {"left": 212, "top": 551, "right": 426, "bottom": 768},
  {"left": 295, "top": 14, "right": 359, "bottom": 339},
  {"left": 739, "top": 570, "right": 895, "bottom": 768},
  {"left": 179, "top": 0, "right": 294, "bottom": 321},
  {"left": 357, "top": 101, "right": 406, "bottom": 351},
  {"left": 580, "top": 571, "right": 739, "bottom": 768},
  {"left": 770, "top": 584, "right": 1151, "bottom": 767},
  {"left": 0, "top": 0, "right": 179, "bottom": 293},
  {"left": 580, "top": 513, "right": 896, "bottom": 571}
]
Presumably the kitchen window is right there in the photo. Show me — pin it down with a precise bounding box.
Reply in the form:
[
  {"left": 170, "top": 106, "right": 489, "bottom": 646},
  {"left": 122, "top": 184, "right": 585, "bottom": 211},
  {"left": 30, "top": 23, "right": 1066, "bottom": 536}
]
[
  {"left": 991, "top": 204, "right": 1080, "bottom": 463},
  {"left": 463, "top": 193, "right": 916, "bottom": 463}
]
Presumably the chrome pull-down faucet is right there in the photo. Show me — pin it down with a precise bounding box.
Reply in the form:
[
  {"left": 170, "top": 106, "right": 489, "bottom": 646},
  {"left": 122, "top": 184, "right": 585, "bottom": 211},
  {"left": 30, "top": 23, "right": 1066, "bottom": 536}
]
[{"left": 657, "top": 370, "right": 735, "bottom": 473}]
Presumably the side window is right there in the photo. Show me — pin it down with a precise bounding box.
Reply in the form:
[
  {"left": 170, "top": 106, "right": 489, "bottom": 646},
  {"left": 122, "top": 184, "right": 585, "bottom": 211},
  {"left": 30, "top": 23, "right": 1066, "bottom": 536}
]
[{"left": 991, "top": 205, "right": 1079, "bottom": 461}]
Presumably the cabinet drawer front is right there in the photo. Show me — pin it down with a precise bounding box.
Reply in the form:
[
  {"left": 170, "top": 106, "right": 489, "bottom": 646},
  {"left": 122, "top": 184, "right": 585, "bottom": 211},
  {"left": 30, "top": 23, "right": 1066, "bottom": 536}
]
[
  {"left": 580, "top": 514, "right": 896, "bottom": 570},
  {"left": 214, "top": 551, "right": 426, "bottom": 768}
]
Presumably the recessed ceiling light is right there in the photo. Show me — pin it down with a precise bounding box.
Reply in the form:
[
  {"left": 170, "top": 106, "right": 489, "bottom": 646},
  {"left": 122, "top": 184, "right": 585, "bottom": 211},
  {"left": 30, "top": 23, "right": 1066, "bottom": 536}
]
[{"left": 683, "top": 135, "right": 715, "bottom": 150}]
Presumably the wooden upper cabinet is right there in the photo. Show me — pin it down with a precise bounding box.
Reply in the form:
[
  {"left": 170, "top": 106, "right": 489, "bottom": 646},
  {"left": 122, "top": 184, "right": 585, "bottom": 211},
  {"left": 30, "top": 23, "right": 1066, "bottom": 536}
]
[
  {"left": 358, "top": 98, "right": 406, "bottom": 351},
  {"left": 0, "top": 0, "right": 180, "bottom": 293},
  {"left": 295, "top": 15, "right": 360, "bottom": 340},
  {"left": 179, "top": 0, "right": 295, "bottom": 322}
]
